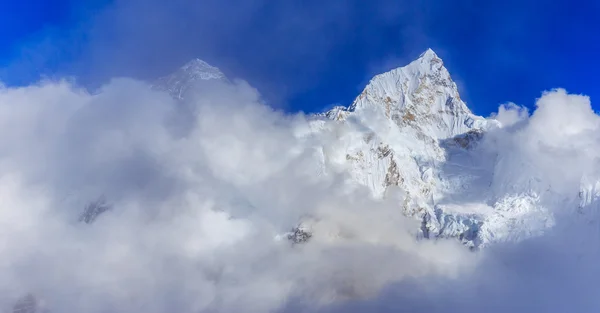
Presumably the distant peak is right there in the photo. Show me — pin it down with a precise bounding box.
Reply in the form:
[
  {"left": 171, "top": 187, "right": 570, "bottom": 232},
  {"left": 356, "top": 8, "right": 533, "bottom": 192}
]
[
  {"left": 184, "top": 58, "right": 207, "bottom": 65},
  {"left": 152, "top": 58, "right": 227, "bottom": 99},
  {"left": 181, "top": 58, "right": 221, "bottom": 72},
  {"left": 173, "top": 57, "right": 226, "bottom": 80},
  {"left": 418, "top": 48, "right": 441, "bottom": 61}
]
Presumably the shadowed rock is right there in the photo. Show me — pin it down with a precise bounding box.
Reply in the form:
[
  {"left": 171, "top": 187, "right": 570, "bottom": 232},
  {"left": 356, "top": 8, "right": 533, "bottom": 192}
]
[
  {"left": 12, "top": 294, "right": 38, "bottom": 313},
  {"left": 79, "top": 196, "right": 111, "bottom": 224},
  {"left": 287, "top": 226, "right": 312, "bottom": 244}
]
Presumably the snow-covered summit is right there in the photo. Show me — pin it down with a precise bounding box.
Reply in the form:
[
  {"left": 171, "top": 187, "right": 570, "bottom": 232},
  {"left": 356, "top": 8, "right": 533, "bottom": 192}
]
[
  {"left": 305, "top": 49, "right": 548, "bottom": 248},
  {"left": 180, "top": 59, "right": 226, "bottom": 80},
  {"left": 324, "top": 48, "right": 490, "bottom": 139},
  {"left": 153, "top": 58, "right": 228, "bottom": 99},
  {"left": 419, "top": 47, "right": 438, "bottom": 59}
]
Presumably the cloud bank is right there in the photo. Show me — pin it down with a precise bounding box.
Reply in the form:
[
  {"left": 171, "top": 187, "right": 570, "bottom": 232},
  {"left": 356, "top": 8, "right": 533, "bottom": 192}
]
[
  {"left": 0, "top": 77, "right": 599, "bottom": 313},
  {"left": 0, "top": 78, "right": 473, "bottom": 313}
]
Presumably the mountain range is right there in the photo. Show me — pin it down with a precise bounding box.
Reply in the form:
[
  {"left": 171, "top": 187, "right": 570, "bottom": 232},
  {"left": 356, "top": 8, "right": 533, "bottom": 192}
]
[
  {"left": 151, "top": 49, "right": 584, "bottom": 249},
  {"left": 11, "top": 47, "right": 600, "bottom": 313}
]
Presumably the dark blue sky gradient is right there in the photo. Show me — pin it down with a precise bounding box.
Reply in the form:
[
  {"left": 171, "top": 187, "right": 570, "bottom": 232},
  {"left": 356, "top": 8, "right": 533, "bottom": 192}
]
[{"left": 1, "top": 0, "right": 599, "bottom": 116}]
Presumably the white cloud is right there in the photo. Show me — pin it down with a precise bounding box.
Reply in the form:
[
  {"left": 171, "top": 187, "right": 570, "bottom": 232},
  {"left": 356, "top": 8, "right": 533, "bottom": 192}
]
[
  {"left": 1, "top": 78, "right": 600, "bottom": 312},
  {"left": 492, "top": 102, "right": 529, "bottom": 126},
  {"left": 0, "top": 78, "right": 475, "bottom": 313}
]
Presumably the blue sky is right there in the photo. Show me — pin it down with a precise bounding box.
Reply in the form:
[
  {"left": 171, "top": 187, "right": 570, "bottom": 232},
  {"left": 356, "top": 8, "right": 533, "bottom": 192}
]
[{"left": 1, "top": 0, "right": 599, "bottom": 116}]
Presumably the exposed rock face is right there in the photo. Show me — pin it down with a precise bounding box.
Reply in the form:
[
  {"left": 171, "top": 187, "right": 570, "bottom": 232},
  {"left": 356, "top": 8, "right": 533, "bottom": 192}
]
[
  {"left": 451, "top": 129, "right": 484, "bottom": 150},
  {"left": 79, "top": 196, "right": 111, "bottom": 224},
  {"left": 287, "top": 226, "right": 313, "bottom": 244}
]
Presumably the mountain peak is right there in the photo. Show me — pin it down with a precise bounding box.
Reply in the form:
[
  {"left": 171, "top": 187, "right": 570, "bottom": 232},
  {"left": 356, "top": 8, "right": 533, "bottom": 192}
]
[
  {"left": 178, "top": 58, "right": 226, "bottom": 80},
  {"left": 322, "top": 47, "right": 484, "bottom": 140},
  {"left": 408, "top": 48, "right": 444, "bottom": 75},
  {"left": 153, "top": 58, "right": 227, "bottom": 99},
  {"left": 418, "top": 48, "right": 440, "bottom": 61},
  {"left": 180, "top": 58, "right": 221, "bottom": 74}
]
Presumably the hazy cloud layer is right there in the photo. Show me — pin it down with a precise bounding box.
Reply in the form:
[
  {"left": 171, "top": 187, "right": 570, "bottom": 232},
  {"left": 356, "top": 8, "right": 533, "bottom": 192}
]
[
  {"left": 0, "top": 78, "right": 475, "bottom": 313},
  {"left": 0, "top": 75, "right": 599, "bottom": 312}
]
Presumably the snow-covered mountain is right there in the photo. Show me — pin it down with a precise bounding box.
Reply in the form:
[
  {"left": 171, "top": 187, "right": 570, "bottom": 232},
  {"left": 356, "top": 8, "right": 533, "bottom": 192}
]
[
  {"left": 153, "top": 58, "right": 228, "bottom": 99},
  {"left": 7, "top": 47, "right": 600, "bottom": 313},
  {"left": 305, "top": 49, "right": 556, "bottom": 248},
  {"left": 153, "top": 50, "right": 556, "bottom": 248}
]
